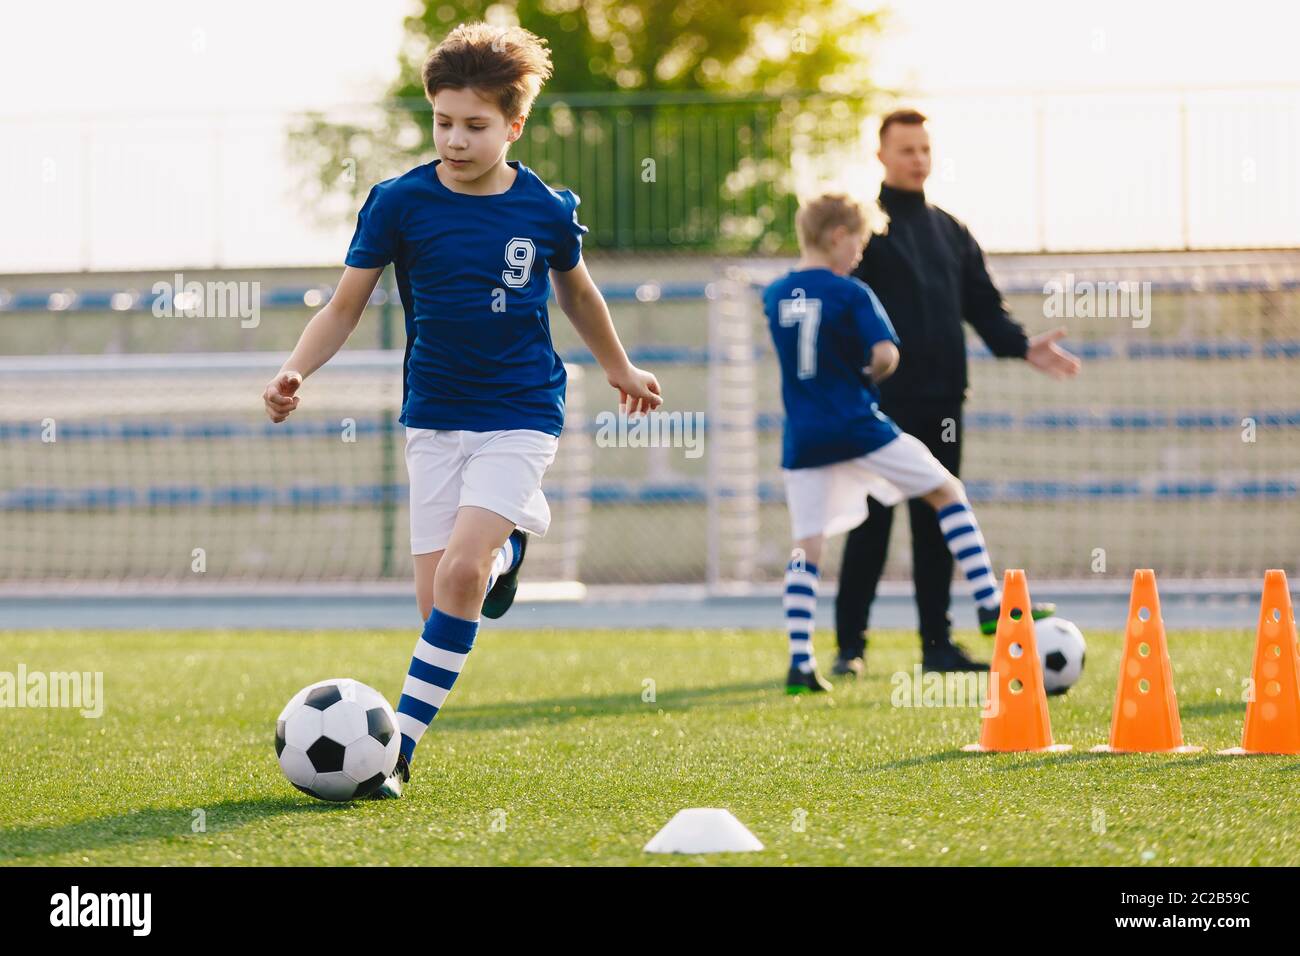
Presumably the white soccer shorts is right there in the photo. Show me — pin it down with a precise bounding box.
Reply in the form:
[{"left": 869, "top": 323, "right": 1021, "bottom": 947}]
[
  {"left": 405, "top": 427, "right": 559, "bottom": 555},
  {"left": 782, "top": 433, "right": 952, "bottom": 541}
]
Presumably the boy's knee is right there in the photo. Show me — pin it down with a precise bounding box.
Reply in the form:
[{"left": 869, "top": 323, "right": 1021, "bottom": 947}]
[
  {"left": 927, "top": 475, "right": 965, "bottom": 508},
  {"left": 436, "top": 550, "right": 491, "bottom": 597}
]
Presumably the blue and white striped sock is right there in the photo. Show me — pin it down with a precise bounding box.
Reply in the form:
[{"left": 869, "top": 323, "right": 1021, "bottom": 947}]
[
  {"left": 484, "top": 534, "right": 519, "bottom": 596},
  {"left": 936, "top": 501, "right": 1001, "bottom": 612},
  {"left": 396, "top": 607, "right": 478, "bottom": 765},
  {"left": 784, "top": 558, "right": 820, "bottom": 673}
]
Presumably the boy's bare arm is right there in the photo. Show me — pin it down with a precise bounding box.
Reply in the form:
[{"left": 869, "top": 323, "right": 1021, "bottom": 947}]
[
  {"left": 280, "top": 266, "right": 383, "bottom": 378},
  {"left": 552, "top": 258, "right": 663, "bottom": 415},
  {"left": 263, "top": 265, "right": 384, "bottom": 422},
  {"left": 866, "top": 341, "right": 900, "bottom": 385}
]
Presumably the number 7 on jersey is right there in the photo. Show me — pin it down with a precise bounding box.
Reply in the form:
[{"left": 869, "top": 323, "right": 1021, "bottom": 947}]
[{"left": 778, "top": 294, "right": 822, "bottom": 379}]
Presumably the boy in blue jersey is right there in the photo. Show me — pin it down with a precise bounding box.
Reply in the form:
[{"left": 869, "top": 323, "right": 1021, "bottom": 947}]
[
  {"left": 765, "top": 194, "right": 1033, "bottom": 692},
  {"left": 262, "top": 23, "right": 662, "bottom": 796}
]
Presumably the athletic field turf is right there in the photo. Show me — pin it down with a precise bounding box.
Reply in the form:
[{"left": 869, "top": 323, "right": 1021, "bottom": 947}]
[{"left": 2, "top": 626, "right": 1295, "bottom": 866}]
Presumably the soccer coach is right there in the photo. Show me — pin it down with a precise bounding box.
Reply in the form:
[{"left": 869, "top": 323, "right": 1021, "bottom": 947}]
[{"left": 834, "top": 109, "right": 1081, "bottom": 676}]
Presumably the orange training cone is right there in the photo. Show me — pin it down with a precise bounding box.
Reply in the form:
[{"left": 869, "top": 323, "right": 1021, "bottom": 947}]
[
  {"left": 963, "top": 570, "right": 1071, "bottom": 753},
  {"left": 1219, "top": 570, "right": 1300, "bottom": 755},
  {"left": 1091, "top": 570, "right": 1201, "bottom": 753}
]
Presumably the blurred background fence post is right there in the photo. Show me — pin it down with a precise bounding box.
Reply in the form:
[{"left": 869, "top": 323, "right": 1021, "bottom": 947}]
[{"left": 706, "top": 269, "right": 760, "bottom": 594}]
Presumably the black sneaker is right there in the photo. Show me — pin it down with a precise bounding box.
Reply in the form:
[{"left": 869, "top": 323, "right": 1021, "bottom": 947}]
[
  {"left": 832, "top": 654, "right": 865, "bottom": 678},
  {"left": 978, "top": 602, "right": 1056, "bottom": 636},
  {"left": 482, "top": 530, "right": 527, "bottom": 620},
  {"left": 367, "top": 753, "right": 410, "bottom": 800},
  {"left": 920, "top": 643, "right": 990, "bottom": 673},
  {"left": 786, "top": 665, "right": 833, "bottom": 694}
]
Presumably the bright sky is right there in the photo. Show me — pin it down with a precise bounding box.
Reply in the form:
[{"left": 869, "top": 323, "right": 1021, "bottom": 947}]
[
  {"left": 0, "top": 0, "right": 412, "bottom": 114},
  {"left": 870, "top": 0, "right": 1300, "bottom": 93},
  {"left": 3, "top": 0, "right": 1297, "bottom": 112},
  {"left": 1, "top": 0, "right": 1297, "bottom": 271}
]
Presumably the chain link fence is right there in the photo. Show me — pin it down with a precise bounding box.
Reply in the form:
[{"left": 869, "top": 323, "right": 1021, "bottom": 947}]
[{"left": 2, "top": 250, "right": 1298, "bottom": 589}]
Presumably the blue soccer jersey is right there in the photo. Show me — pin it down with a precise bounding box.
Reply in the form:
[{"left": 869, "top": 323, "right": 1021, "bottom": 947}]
[
  {"left": 345, "top": 159, "right": 588, "bottom": 436},
  {"left": 763, "top": 268, "right": 902, "bottom": 469}
]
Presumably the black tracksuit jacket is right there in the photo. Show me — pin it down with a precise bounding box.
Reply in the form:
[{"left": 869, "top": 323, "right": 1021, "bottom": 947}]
[{"left": 852, "top": 184, "right": 1029, "bottom": 406}]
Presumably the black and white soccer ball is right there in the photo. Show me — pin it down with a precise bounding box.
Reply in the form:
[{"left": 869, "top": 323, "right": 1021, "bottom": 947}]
[
  {"left": 1036, "top": 617, "right": 1086, "bottom": 696},
  {"left": 275, "top": 678, "right": 400, "bottom": 801}
]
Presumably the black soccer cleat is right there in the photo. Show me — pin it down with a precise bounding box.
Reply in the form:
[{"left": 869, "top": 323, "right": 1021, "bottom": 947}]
[
  {"left": 367, "top": 753, "right": 410, "bottom": 800},
  {"left": 832, "top": 654, "right": 865, "bottom": 679},
  {"left": 786, "top": 665, "right": 834, "bottom": 695},
  {"left": 920, "top": 643, "right": 989, "bottom": 673},
  {"left": 978, "top": 601, "right": 1056, "bottom": 636},
  {"left": 482, "top": 530, "right": 527, "bottom": 620}
]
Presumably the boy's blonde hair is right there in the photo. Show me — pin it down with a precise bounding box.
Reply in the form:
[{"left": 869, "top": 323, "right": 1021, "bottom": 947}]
[
  {"left": 795, "top": 193, "right": 869, "bottom": 252},
  {"left": 422, "top": 22, "right": 554, "bottom": 122}
]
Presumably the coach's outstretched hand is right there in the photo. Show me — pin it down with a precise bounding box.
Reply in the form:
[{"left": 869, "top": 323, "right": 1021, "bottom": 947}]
[
  {"left": 263, "top": 370, "right": 303, "bottom": 423},
  {"left": 1026, "top": 327, "right": 1082, "bottom": 380},
  {"left": 609, "top": 364, "right": 663, "bottom": 417}
]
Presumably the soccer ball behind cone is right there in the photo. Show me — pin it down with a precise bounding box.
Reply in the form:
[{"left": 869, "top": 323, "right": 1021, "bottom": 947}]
[
  {"left": 1036, "top": 618, "right": 1086, "bottom": 696},
  {"left": 275, "top": 678, "right": 401, "bottom": 801}
]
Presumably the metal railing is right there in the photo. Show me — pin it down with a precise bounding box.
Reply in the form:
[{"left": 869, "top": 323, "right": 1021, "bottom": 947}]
[{"left": 7, "top": 85, "right": 1297, "bottom": 272}]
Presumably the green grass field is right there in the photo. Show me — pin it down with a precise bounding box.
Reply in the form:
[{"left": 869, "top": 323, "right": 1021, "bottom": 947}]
[{"left": 2, "top": 626, "right": 1296, "bottom": 866}]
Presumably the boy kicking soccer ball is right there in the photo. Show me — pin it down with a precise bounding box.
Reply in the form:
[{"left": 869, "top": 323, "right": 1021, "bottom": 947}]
[
  {"left": 764, "top": 193, "right": 1052, "bottom": 693},
  {"left": 262, "top": 23, "right": 662, "bottom": 796}
]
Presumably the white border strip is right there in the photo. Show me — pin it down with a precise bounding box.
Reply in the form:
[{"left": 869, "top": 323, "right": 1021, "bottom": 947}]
[{"left": 0, "top": 578, "right": 1270, "bottom": 600}]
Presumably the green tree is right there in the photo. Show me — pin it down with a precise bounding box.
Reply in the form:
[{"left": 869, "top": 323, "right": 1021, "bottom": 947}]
[{"left": 290, "top": 1, "right": 885, "bottom": 251}]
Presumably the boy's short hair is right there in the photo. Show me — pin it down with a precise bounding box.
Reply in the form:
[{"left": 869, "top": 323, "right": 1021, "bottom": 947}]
[
  {"left": 795, "top": 193, "right": 867, "bottom": 252},
  {"left": 422, "top": 22, "right": 554, "bottom": 122},
  {"left": 879, "top": 108, "right": 927, "bottom": 143}
]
